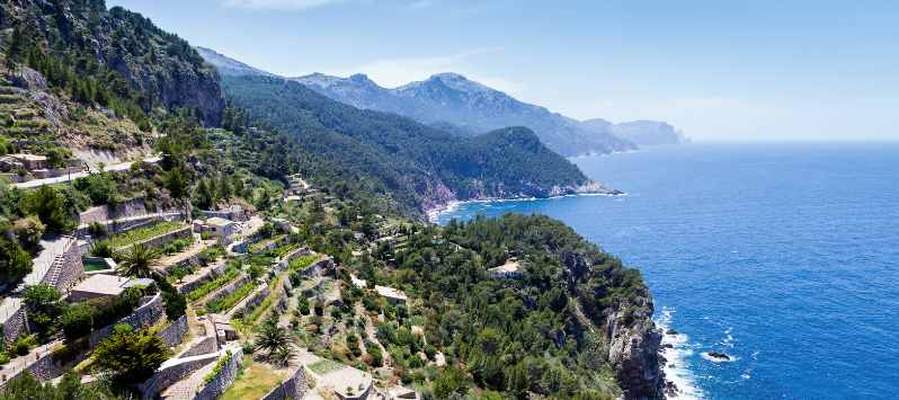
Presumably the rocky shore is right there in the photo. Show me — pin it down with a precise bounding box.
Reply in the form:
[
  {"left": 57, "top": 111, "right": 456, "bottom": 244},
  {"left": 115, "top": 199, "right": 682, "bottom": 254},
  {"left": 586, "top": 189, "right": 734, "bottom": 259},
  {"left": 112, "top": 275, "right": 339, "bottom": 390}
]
[{"left": 425, "top": 179, "right": 623, "bottom": 222}]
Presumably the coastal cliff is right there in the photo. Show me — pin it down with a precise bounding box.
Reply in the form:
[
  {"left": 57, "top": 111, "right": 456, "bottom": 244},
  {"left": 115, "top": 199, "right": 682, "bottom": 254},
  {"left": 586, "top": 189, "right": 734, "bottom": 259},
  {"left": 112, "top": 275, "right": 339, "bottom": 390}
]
[{"left": 604, "top": 296, "right": 666, "bottom": 399}]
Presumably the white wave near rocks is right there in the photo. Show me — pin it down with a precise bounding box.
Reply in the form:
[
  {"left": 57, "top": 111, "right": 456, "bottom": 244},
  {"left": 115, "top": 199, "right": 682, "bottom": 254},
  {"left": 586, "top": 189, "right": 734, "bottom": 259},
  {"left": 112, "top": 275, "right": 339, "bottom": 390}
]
[{"left": 656, "top": 307, "right": 703, "bottom": 399}]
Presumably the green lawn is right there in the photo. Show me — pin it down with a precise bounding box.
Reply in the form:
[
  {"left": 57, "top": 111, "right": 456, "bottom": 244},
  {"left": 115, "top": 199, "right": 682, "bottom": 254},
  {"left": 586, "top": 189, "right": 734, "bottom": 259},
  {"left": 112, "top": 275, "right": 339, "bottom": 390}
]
[{"left": 220, "top": 360, "right": 284, "bottom": 400}]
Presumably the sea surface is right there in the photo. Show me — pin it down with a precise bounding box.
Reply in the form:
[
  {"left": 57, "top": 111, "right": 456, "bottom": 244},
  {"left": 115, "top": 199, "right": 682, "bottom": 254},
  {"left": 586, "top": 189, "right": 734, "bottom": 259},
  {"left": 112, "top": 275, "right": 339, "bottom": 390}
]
[{"left": 436, "top": 142, "right": 899, "bottom": 399}]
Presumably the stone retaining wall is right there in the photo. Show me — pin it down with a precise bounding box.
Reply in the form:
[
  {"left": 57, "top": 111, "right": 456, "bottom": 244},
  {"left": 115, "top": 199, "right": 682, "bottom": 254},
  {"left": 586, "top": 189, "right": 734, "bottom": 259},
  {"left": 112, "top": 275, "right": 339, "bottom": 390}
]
[
  {"left": 77, "top": 211, "right": 188, "bottom": 239},
  {"left": 181, "top": 335, "right": 218, "bottom": 358},
  {"left": 42, "top": 239, "right": 84, "bottom": 292},
  {"left": 194, "top": 348, "right": 244, "bottom": 400},
  {"left": 202, "top": 274, "right": 250, "bottom": 306},
  {"left": 177, "top": 262, "right": 227, "bottom": 295},
  {"left": 303, "top": 257, "right": 335, "bottom": 278},
  {"left": 261, "top": 365, "right": 309, "bottom": 400},
  {"left": 116, "top": 225, "right": 192, "bottom": 253},
  {"left": 228, "top": 284, "right": 269, "bottom": 319},
  {"left": 158, "top": 315, "right": 189, "bottom": 347},
  {"left": 139, "top": 351, "right": 221, "bottom": 400},
  {"left": 2, "top": 295, "right": 173, "bottom": 386},
  {"left": 89, "top": 293, "right": 164, "bottom": 347},
  {"left": 78, "top": 198, "right": 150, "bottom": 225},
  {"left": 2, "top": 306, "right": 26, "bottom": 344}
]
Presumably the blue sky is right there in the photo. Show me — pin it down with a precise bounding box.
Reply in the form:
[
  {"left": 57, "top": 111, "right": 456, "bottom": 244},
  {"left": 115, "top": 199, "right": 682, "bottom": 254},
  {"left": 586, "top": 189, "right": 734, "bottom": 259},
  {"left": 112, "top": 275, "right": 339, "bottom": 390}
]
[{"left": 109, "top": 0, "right": 899, "bottom": 141}]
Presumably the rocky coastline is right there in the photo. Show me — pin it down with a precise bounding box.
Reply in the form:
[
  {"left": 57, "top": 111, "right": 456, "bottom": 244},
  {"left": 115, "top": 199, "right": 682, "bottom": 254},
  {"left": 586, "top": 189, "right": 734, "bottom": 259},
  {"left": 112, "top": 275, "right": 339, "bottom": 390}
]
[
  {"left": 426, "top": 182, "right": 674, "bottom": 400},
  {"left": 425, "top": 179, "right": 623, "bottom": 222}
]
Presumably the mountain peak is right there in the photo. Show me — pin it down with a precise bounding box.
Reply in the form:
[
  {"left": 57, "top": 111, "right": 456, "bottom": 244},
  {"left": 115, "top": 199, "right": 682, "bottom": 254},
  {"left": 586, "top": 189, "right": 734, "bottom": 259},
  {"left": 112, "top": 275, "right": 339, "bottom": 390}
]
[{"left": 429, "top": 72, "right": 468, "bottom": 81}]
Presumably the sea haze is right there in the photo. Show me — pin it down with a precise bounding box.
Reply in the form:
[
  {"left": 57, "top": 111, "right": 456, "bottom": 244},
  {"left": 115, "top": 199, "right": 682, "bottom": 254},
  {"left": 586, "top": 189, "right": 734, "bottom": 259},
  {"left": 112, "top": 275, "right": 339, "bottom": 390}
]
[{"left": 437, "top": 142, "right": 899, "bottom": 399}]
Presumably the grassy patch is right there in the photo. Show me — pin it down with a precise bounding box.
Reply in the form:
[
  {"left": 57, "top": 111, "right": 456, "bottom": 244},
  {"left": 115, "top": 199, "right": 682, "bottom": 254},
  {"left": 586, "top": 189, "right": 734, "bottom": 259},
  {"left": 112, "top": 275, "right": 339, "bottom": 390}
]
[
  {"left": 108, "top": 221, "right": 185, "bottom": 249},
  {"left": 186, "top": 267, "right": 240, "bottom": 302},
  {"left": 288, "top": 254, "right": 319, "bottom": 272},
  {"left": 220, "top": 360, "right": 284, "bottom": 400},
  {"left": 307, "top": 358, "right": 345, "bottom": 375},
  {"left": 205, "top": 282, "right": 256, "bottom": 314}
]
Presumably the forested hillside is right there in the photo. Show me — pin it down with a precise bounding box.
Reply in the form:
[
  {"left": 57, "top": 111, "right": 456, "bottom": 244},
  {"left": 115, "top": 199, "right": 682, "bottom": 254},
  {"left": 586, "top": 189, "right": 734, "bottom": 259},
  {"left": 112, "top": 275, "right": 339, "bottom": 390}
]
[
  {"left": 221, "top": 75, "right": 604, "bottom": 214},
  {"left": 358, "top": 213, "right": 664, "bottom": 399}
]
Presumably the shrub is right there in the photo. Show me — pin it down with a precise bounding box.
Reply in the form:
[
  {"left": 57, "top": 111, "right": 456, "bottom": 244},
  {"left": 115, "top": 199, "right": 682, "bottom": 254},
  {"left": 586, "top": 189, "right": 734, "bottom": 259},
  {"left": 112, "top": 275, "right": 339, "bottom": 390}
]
[
  {"left": 89, "top": 240, "right": 114, "bottom": 258},
  {"left": 365, "top": 341, "right": 383, "bottom": 367},
  {"left": 0, "top": 228, "right": 32, "bottom": 285},
  {"left": 10, "top": 334, "right": 38, "bottom": 356},
  {"left": 11, "top": 216, "right": 44, "bottom": 253},
  {"left": 297, "top": 297, "right": 310, "bottom": 315},
  {"left": 74, "top": 172, "right": 119, "bottom": 206},
  {"left": 60, "top": 285, "right": 153, "bottom": 340},
  {"left": 161, "top": 237, "right": 192, "bottom": 255},
  {"left": 19, "top": 186, "right": 75, "bottom": 233},
  {"left": 155, "top": 277, "right": 187, "bottom": 319},
  {"left": 88, "top": 222, "right": 108, "bottom": 238},
  {"left": 198, "top": 245, "right": 225, "bottom": 265},
  {"left": 60, "top": 303, "right": 94, "bottom": 339}
]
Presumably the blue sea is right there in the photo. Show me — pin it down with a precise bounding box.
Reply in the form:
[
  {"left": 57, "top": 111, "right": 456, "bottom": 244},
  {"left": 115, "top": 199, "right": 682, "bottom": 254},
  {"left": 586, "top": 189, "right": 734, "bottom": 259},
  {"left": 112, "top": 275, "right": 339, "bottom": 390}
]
[{"left": 436, "top": 142, "right": 899, "bottom": 399}]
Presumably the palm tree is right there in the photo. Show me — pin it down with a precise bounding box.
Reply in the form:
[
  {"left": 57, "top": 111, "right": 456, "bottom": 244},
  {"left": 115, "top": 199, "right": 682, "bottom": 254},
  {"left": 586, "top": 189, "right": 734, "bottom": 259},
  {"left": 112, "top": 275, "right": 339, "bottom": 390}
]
[
  {"left": 255, "top": 314, "right": 291, "bottom": 360},
  {"left": 117, "top": 244, "right": 160, "bottom": 278}
]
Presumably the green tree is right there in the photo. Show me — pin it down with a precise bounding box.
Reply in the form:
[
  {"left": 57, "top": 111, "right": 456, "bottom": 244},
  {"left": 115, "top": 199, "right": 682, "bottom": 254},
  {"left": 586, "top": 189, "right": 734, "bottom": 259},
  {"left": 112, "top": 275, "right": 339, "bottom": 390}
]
[
  {"left": 20, "top": 186, "right": 75, "bottom": 233},
  {"left": 117, "top": 244, "right": 159, "bottom": 278},
  {"left": 11, "top": 217, "right": 44, "bottom": 253},
  {"left": 92, "top": 324, "right": 171, "bottom": 386},
  {"left": 0, "top": 224, "right": 32, "bottom": 285},
  {"left": 432, "top": 367, "right": 468, "bottom": 398},
  {"left": 23, "top": 284, "right": 65, "bottom": 341},
  {"left": 163, "top": 166, "right": 190, "bottom": 199},
  {"left": 193, "top": 178, "right": 214, "bottom": 210}
]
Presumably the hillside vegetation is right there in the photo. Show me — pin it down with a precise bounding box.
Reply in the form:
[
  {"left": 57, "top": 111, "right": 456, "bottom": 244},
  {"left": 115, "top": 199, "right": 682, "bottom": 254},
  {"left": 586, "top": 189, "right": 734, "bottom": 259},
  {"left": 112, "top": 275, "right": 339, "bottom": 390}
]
[
  {"left": 0, "top": 2, "right": 664, "bottom": 399},
  {"left": 222, "top": 75, "right": 594, "bottom": 214}
]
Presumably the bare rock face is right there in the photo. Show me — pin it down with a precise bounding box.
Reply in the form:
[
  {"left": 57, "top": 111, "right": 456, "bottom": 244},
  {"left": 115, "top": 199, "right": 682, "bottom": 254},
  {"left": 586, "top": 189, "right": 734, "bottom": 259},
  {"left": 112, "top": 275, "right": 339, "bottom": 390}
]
[
  {"left": 605, "top": 296, "right": 666, "bottom": 400},
  {"left": 9, "top": 66, "right": 47, "bottom": 91}
]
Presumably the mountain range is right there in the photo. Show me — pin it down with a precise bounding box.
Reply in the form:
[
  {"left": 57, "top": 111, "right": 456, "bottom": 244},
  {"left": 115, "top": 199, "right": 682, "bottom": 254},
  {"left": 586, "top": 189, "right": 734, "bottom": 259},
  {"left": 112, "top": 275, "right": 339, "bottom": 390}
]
[{"left": 197, "top": 47, "right": 685, "bottom": 156}]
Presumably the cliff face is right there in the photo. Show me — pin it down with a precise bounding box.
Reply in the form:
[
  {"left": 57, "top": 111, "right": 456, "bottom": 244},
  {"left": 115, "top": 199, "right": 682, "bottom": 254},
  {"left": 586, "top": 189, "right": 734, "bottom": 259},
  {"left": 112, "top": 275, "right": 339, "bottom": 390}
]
[
  {"left": 604, "top": 296, "right": 665, "bottom": 400},
  {"left": 0, "top": 0, "right": 224, "bottom": 125}
]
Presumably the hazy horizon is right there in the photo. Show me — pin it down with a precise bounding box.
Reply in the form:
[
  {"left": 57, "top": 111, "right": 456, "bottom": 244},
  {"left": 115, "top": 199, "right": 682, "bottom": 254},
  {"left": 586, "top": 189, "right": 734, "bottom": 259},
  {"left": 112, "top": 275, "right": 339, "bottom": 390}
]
[{"left": 110, "top": 0, "right": 899, "bottom": 142}]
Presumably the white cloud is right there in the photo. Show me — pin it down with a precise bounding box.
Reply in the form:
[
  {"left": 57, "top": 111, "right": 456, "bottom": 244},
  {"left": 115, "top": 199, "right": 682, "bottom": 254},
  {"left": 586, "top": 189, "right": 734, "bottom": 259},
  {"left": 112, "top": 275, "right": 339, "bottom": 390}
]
[
  {"left": 222, "top": 0, "right": 342, "bottom": 10},
  {"left": 327, "top": 47, "right": 521, "bottom": 93}
]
